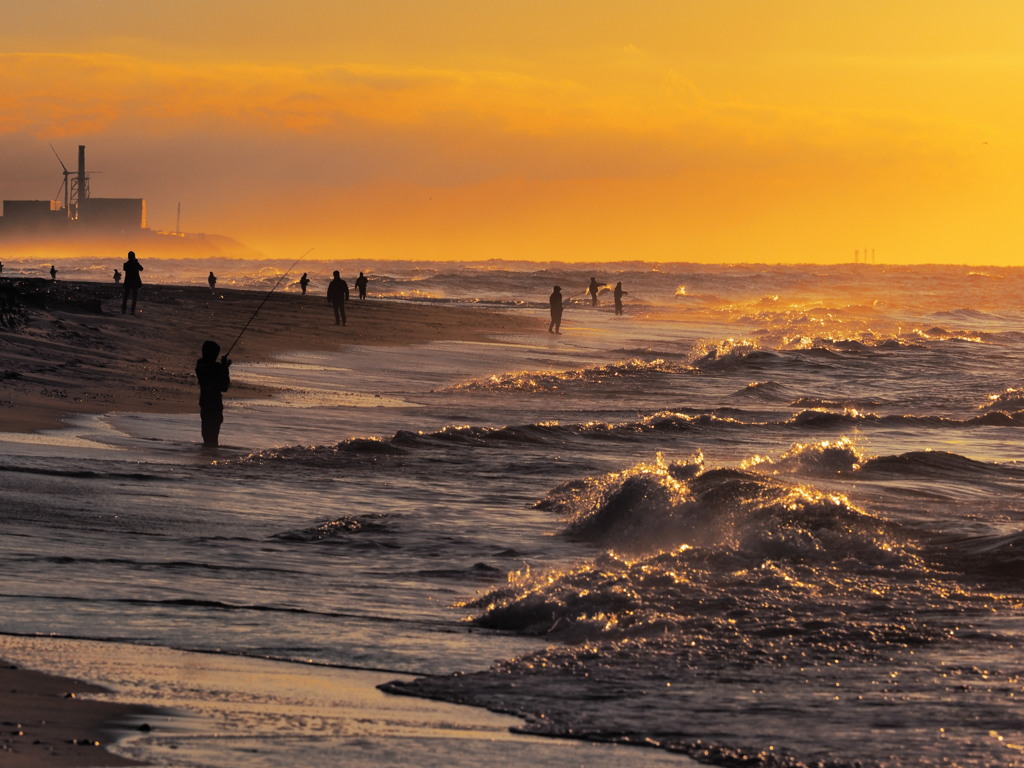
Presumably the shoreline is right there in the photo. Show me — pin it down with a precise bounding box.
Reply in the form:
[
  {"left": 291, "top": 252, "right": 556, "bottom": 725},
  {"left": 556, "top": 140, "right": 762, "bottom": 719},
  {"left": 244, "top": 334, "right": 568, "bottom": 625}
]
[
  {"left": 0, "top": 635, "right": 696, "bottom": 768},
  {"left": 0, "top": 658, "right": 151, "bottom": 767},
  {"left": 0, "top": 278, "right": 532, "bottom": 434},
  {"left": 0, "top": 280, "right": 546, "bottom": 767}
]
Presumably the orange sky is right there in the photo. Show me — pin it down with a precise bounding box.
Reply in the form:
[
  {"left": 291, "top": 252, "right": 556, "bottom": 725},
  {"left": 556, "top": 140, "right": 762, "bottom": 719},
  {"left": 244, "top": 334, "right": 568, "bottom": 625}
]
[{"left": 3, "top": 1, "right": 1024, "bottom": 264}]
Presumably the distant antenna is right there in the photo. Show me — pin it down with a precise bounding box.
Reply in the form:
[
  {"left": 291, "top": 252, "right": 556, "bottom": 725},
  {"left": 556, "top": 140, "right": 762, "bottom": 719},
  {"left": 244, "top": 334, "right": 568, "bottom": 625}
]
[{"left": 176, "top": 202, "right": 181, "bottom": 235}]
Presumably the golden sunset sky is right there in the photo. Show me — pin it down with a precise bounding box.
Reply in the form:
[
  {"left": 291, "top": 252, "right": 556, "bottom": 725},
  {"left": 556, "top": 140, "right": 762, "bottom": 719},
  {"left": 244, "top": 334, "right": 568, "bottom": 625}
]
[{"left": 3, "top": 1, "right": 1023, "bottom": 264}]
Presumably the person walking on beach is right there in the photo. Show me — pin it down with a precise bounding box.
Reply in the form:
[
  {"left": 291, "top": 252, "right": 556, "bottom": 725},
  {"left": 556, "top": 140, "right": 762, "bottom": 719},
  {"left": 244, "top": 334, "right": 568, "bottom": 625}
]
[
  {"left": 121, "top": 251, "right": 143, "bottom": 315},
  {"left": 299, "top": 273, "right": 310, "bottom": 295},
  {"left": 195, "top": 340, "right": 231, "bottom": 448},
  {"left": 548, "top": 285, "right": 563, "bottom": 334},
  {"left": 208, "top": 271, "right": 217, "bottom": 292},
  {"left": 588, "top": 277, "right": 604, "bottom": 307},
  {"left": 50, "top": 265, "right": 58, "bottom": 281},
  {"left": 327, "top": 270, "right": 350, "bottom": 326},
  {"left": 613, "top": 281, "right": 627, "bottom": 315},
  {"left": 113, "top": 269, "right": 121, "bottom": 283},
  {"left": 355, "top": 271, "right": 368, "bottom": 300}
]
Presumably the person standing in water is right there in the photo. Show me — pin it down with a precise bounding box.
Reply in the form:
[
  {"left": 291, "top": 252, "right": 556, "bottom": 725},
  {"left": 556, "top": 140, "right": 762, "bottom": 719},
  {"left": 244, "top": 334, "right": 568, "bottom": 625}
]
[
  {"left": 49, "top": 265, "right": 58, "bottom": 281},
  {"left": 195, "top": 340, "right": 231, "bottom": 448},
  {"left": 327, "top": 270, "right": 350, "bottom": 326},
  {"left": 113, "top": 269, "right": 121, "bottom": 283},
  {"left": 588, "top": 277, "right": 604, "bottom": 307},
  {"left": 299, "top": 273, "right": 310, "bottom": 295},
  {"left": 208, "top": 271, "right": 217, "bottom": 292},
  {"left": 613, "top": 281, "right": 627, "bottom": 315},
  {"left": 548, "top": 285, "right": 563, "bottom": 334},
  {"left": 355, "top": 271, "right": 368, "bottom": 300},
  {"left": 121, "top": 251, "right": 143, "bottom": 314}
]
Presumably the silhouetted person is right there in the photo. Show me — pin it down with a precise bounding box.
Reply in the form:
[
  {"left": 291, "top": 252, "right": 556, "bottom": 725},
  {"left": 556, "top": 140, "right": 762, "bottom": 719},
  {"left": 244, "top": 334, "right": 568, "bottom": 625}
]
[
  {"left": 0, "top": 261, "right": 4, "bottom": 275},
  {"left": 588, "top": 277, "right": 604, "bottom": 307},
  {"left": 327, "top": 270, "right": 350, "bottom": 326},
  {"left": 121, "top": 251, "right": 143, "bottom": 315},
  {"left": 613, "top": 282, "right": 627, "bottom": 315},
  {"left": 208, "top": 271, "right": 217, "bottom": 292},
  {"left": 548, "top": 285, "right": 563, "bottom": 334},
  {"left": 113, "top": 269, "right": 121, "bottom": 283},
  {"left": 355, "top": 271, "right": 368, "bottom": 300},
  {"left": 50, "top": 265, "right": 57, "bottom": 281},
  {"left": 299, "top": 273, "right": 310, "bottom": 295},
  {"left": 195, "top": 340, "right": 231, "bottom": 448}
]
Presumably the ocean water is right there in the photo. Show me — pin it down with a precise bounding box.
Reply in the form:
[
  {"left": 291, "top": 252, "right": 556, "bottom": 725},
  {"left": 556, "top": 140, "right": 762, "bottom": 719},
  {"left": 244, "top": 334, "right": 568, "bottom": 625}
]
[{"left": 1, "top": 259, "right": 1023, "bottom": 767}]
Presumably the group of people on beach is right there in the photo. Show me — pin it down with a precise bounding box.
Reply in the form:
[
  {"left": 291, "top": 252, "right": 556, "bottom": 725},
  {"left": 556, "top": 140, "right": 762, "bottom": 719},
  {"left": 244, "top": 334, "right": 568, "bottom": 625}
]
[
  {"left": 32, "top": 252, "right": 629, "bottom": 447},
  {"left": 303, "top": 270, "right": 369, "bottom": 326},
  {"left": 548, "top": 277, "right": 628, "bottom": 333}
]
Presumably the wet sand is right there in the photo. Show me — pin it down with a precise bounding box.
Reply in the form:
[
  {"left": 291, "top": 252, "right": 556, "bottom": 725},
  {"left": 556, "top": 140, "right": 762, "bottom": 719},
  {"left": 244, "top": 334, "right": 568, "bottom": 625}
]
[
  {"left": 0, "top": 634, "right": 698, "bottom": 768},
  {"left": 0, "top": 661, "right": 148, "bottom": 767},
  {"left": 0, "top": 278, "right": 528, "bottom": 433}
]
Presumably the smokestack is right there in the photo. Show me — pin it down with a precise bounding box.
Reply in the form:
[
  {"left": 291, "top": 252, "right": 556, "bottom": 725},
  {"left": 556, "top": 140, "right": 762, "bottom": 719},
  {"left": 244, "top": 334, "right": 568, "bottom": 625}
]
[{"left": 77, "top": 145, "right": 87, "bottom": 201}]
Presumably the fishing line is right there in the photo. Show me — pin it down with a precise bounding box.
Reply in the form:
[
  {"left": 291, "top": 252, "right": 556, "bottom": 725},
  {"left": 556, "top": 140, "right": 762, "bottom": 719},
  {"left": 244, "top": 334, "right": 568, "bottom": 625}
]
[{"left": 224, "top": 248, "right": 313, "bottom": 358}]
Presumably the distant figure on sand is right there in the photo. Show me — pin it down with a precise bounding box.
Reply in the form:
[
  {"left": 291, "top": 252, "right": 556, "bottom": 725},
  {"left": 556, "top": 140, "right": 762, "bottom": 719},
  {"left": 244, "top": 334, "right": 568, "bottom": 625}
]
[
  {"left": 121, "top": 251, "right": 143, "bottom": 315},
  {"left": 208, "top": 271, "right": 217, "bottom": 292},
  {"left": 588, "top": 277, "right": 604, "bottom": 307},
  {"left": 355, "top": 271, "right": 368, "bottom": 300},
  {"left": 0, "top": 261, "right": 4, "bottom": 275},
  {"left": 299, "top": 273, "right": 310, "bottom": 295},
  {"left": 548, "top": 285, "right": 563, "bottom": 334},
  {"left": 113, "top": 269, "right": 121, "bottom": 283},
  {"left": 613, "top": 282, "right": 627, "bottom": 315},
  {"left": 327, "top": 270, "right": 350, "bottom": 326},
  {"left": 195, "top": 340, "right": 231, "bottom": 448},
  {"left": 50, "top": 265, "right": 57, "bottom": 281}
]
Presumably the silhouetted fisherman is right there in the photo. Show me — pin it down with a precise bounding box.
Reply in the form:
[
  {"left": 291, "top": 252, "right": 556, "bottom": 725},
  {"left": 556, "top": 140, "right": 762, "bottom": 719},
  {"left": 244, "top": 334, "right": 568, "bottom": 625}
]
[
  {"left": 548, "top": 285, "right": 563, "bottom": 334},
  {"left": 50, "top": 265, "right": 57, "bottom": 281},
  {"left": 355, "top": 271, "right": 368, "bottom": 300},
  {"left": 588, "top": 276, "right": 604, "bottom": 307},
  {"left": 0, "top": 261, "right": 4, "bottom": 275},
  {"left": 613, "top": 281, "right": 627, "bottom": 315},
  {"left": 121, "top": 251, "right": 143, "bottom": 315},
  {"left": 195, "top": 340, "right": 231, "bottom": 448},
  {"left": 113, "top": 269, "right": 121, "bottom": 283},
  {"left": 327, "top": 270, "right": 350, "bottom": 326},
  {"left": 208, "top": 271, "right": 217, "bottom": 292},
  {"left": 299, "top": 273, "right": 310, "bottom": 295}
]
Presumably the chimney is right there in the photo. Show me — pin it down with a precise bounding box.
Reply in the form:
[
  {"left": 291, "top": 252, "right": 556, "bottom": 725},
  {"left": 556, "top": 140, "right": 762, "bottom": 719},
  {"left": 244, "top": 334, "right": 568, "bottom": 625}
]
[{"left": 77, "top": 145, "right": 87, "bottom": 201}]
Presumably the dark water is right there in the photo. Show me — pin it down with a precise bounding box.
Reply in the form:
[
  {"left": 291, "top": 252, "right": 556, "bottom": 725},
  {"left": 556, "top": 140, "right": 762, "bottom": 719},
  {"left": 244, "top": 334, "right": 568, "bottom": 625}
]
[{"left": 1, "top": 260, "right": 1023, "bottom": 766}]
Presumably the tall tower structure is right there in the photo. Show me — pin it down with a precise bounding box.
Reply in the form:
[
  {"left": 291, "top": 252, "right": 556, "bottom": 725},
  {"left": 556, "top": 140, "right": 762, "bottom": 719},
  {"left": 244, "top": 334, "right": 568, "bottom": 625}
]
[{"left": 70, "top": 145, "right": 90, "bottom": 220}]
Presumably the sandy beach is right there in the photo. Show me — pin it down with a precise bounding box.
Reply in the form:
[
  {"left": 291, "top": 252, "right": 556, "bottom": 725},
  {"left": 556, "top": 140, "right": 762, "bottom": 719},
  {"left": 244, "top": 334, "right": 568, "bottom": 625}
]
[
  {"left": 0, "top": 278, "right": 528, "bottom": 433},
  {"left": 0, "top": 660, "right": 149, "bottom": 767},
  {"left": 0, "top": 277, "right": 544, "bottom": 767}
]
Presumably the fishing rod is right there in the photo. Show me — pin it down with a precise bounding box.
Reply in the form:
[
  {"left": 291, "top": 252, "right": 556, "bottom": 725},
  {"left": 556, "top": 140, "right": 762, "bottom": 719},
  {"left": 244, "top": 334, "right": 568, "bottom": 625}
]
[{"left": 224, "top": 248, "right": 314, "bottom": 358}]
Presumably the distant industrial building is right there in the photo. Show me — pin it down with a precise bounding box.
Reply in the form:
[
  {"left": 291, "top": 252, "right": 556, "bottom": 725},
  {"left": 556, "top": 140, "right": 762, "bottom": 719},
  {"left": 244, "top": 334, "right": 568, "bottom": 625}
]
[{"left": 0, "top": 145, "right": 146, "bottom": 236}]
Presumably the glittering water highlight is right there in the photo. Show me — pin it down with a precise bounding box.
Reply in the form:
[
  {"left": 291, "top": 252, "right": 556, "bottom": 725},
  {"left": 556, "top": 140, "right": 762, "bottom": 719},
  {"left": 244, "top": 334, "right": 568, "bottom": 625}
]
[{"left": 2, "top": 259, "right": 1023, "bottom": 767}]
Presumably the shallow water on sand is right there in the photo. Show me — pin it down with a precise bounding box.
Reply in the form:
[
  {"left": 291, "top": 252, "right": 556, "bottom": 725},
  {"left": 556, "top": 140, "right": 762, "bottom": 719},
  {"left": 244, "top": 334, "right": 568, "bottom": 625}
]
[{"left": 2, "top": 261, "right": 1023, "bottom": 767}]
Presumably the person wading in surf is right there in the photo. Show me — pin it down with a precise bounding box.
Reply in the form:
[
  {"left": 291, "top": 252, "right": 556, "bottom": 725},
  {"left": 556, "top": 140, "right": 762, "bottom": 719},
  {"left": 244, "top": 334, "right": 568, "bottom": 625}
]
[
  {"left": 195, "top": 340, "right": 231, "bottom": 448},
  {"left": 548, "top": 285, "right": 563, "bottom": 334},
  {"left": 613, "top": 281, "right": 627, "bottom": 315}
]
